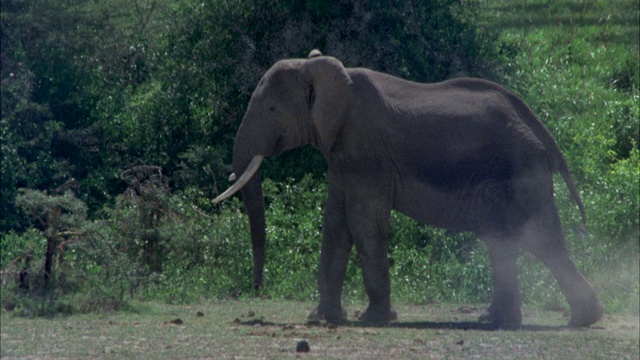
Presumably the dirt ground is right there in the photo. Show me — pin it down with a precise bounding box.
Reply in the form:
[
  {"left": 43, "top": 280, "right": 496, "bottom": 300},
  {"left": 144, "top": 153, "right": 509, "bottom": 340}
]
[{"left": 2, "top": 300, "right": 638, "bottom": 359}]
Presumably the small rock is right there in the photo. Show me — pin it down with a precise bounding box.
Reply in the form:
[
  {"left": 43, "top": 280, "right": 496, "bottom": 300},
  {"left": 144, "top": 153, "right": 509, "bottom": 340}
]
[
  {"left": 296, "top": 340, "right": 310, "bottom": 353},
  {"left": 170, "top": 318, "right": 184, "bottom": 325},
  {"left": 196, "top": 311, "right": 204, "bottom": 317}
]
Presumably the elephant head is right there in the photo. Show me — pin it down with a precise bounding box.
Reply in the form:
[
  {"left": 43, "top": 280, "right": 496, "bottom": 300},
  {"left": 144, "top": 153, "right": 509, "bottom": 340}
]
[{"left": 213, "top": 50, "right": 352, "bottom": 289}]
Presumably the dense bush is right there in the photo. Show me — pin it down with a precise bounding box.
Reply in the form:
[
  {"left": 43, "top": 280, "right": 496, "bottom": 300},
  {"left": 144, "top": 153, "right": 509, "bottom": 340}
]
[{"left": 1, "top": 0, "right": 500, "bottom": 231}]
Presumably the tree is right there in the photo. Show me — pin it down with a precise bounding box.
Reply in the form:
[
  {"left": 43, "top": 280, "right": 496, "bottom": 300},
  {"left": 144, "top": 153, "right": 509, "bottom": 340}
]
[
  {"left": 1, "top": 0, "right": 173, "bottom": 231},
  {"left": 15, "top": 184, "right": 88, "bottom": 291},
  {"left": 119, "top": 165, "right": 170, "bottom": 273}
]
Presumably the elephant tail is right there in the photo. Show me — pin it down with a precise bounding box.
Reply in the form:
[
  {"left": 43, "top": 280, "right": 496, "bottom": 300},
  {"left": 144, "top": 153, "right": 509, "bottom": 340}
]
[
  {"left": 508, "top": 92, "right": 588, "bottom": 229},
  {"left": 558, "top": 159, "right": 588, "bottom": 231}
]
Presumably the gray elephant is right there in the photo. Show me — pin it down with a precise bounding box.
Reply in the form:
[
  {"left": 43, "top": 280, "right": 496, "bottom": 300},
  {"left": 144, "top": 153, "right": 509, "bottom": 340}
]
[{"left": 214, "top": 50, "right": 604, "bottom": 329}]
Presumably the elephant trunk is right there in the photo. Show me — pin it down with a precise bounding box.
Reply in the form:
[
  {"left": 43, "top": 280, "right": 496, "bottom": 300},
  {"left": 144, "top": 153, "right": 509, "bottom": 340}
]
[
  {"left": 215, "top": 116, "right": 280, "bottom": 290},
  {"left": 240, "top": 173, "right": 266, "bottom": 289}
]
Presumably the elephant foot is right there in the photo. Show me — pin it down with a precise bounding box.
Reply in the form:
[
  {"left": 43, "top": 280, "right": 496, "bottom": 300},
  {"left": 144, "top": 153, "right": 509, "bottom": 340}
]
[
  {"left": 358, "top": 306, "right": 398, "bottom": 323},
  {"left": 568, "top": 299, "right": 604, "bottom": 327},
  {"left": 478, "top": 306, "right": 522, "bottom": 330},
  {"left": 308, "top": 305, "right": 347, "bottom": 322}
]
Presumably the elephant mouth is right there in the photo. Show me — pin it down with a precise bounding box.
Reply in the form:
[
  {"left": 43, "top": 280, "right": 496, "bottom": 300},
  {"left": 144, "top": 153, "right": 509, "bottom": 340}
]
[{"left": 271, "top": 134, "right": 287, "bottom": 156}]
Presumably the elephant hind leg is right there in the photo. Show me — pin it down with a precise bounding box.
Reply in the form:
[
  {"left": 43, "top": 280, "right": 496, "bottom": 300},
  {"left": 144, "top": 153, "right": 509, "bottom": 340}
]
[{"left": 518, "top": 206, "right": 604, "bottom": 327}]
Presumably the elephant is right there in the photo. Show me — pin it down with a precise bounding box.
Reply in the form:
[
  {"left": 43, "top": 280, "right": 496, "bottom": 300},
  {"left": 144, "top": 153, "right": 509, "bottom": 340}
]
[{"left": 214, "top": 50, "right": 604, "bottom": 329}]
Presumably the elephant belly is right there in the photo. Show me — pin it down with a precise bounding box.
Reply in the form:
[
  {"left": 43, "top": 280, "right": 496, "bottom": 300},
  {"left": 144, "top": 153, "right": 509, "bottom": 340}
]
[{"left": 393, "top": 177, "right": 498, "bottom": 233}]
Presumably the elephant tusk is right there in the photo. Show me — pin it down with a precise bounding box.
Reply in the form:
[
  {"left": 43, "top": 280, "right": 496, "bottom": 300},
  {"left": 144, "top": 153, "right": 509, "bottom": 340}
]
[{"left": 213, "top": 155, "right": 264, "bottom": 204}]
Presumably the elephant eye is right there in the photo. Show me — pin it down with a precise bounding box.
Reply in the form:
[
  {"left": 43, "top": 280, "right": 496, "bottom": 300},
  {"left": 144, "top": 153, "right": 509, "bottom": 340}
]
[{"left": 269, "top": 106, "right": 276, "bottom": 112}]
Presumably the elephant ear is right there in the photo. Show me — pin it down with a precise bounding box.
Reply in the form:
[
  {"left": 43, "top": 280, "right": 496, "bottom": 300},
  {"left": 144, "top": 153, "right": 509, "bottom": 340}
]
[{"left": 303, "top": 56, "right": 353, "bottom": 156}]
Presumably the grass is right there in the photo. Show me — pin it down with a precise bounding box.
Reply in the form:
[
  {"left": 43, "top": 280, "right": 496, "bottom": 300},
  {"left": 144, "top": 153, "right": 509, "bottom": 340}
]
[{"left": 2, "top": 300, "right": 638, "bottom": 359}]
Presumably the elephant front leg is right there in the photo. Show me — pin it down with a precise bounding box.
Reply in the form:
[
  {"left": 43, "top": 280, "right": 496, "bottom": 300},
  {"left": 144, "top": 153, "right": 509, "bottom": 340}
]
[
  {"left": 309, "top": 187, "right": 352, "bottom": 322},
  {"left": 356, "top": 251, "right": 397, "bottom": 323},
  {"left": 480, "top": 237, "right": 522, "bottom": 329}
]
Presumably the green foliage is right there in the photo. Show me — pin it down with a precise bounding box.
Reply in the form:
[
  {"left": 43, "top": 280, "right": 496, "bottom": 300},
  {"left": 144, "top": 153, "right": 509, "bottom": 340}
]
[
  {"left": 0, "top": 67, "right": 62, "bottom": 230},
  {"left": 142, "top": 175, "right": 325, "bottom": 303},
  {"left": 260, "top": 176, "right": 325, "bottom": 299},
  {"left": 0, "top": 228, "right": 45, "bottom": 270},
  {"left": 15, "top": 189, "right": 88, "bottom": 235},
  {"left": 388, "top": 214, "right": 492, "bottom": 304},
  {"left": 138, "top": 194, "right": 251, "bottom": 303},
  {"left": 493, "top": 0, "right": 639, "bottom": 244},
  {"left": 1, "top": 189, "right": 90, "bottom": 315}
]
